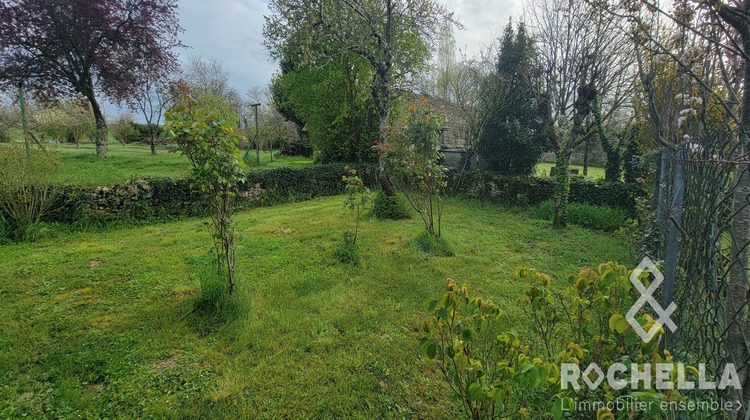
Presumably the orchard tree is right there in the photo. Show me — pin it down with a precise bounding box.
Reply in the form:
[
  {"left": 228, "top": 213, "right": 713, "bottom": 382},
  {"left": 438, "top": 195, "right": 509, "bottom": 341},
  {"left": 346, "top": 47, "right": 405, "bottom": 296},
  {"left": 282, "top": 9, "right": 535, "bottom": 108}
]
[
  {"left": 182, "top": 56, "right": 243, "bottom": 121},
  {"left": 34, "top": 100, "right": 94, "bottom": 148},
  {"left": 130, "top": 73, "right": 174, "bottom": 154},
  {"left": 264, "top": 0, "right": 455, "bottom": 195},
  {"left": 0, "top": 0, "right": 182, "bottom": 157}
]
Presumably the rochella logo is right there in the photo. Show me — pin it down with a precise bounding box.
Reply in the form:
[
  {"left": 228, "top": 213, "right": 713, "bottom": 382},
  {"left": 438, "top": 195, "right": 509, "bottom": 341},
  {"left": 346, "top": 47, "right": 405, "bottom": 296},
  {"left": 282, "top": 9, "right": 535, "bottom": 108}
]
[
  {"left": 625, "top": 257, "right": 677, "bottom": 343},
  {"left": 561, "top": 257, "right": 742, "bottom": 392}
]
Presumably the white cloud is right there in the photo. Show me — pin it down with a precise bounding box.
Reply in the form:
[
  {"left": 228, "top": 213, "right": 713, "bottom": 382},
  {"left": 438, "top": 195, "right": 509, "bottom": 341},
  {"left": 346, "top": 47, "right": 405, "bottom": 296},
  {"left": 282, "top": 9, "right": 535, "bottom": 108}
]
[
  {"left": 445, "top": 0, "right": 523, "bottom": 58},
  {"left": 177, "top": 0, "right": 277, "bottom": 95}
]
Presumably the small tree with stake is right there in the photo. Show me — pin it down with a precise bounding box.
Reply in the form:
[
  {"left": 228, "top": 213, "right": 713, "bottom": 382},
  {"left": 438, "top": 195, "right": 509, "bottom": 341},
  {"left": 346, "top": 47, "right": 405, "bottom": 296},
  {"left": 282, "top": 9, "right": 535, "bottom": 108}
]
[{"left": 164, "top": 85, "right": 246, "bottom": 294}]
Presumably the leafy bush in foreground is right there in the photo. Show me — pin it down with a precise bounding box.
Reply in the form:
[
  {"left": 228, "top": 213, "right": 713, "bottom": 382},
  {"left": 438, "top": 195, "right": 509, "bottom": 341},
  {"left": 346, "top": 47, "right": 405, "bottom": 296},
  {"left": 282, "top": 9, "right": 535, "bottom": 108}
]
[
  {"left": 165, "top": 87, "right": 246, "bottom": 295},
  {"left": 421, "top": 263, "right": 706, "bottom": 419}
]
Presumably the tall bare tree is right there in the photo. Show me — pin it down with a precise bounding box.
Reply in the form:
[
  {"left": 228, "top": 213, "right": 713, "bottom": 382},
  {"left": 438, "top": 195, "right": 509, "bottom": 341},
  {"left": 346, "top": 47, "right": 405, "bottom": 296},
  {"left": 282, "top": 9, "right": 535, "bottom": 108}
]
[
  {"left": 182, "top": 56, "right": 243, "bottom": 121},
  {"left": 130, "top": 74, "right": 174, "bottom": 155},
  {"left": 527, "top": 0, "right": 635, "bottom": 226}
]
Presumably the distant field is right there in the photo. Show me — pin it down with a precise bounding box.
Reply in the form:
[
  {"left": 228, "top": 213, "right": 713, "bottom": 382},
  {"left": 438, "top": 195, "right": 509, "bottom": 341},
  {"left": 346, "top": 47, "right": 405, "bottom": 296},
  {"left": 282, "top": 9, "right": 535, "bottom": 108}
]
[
  {"left": 536, "top": 162, "right": 606, "bottom": 180},
  {"left": 2, "top": 142, "right": 316, "bottom": 186},
  {"left": 3, "top": 138, "right": 608, "bottom": 185},
  {"left": 51, "top": 144, "right": 192, "bottom": 185}
]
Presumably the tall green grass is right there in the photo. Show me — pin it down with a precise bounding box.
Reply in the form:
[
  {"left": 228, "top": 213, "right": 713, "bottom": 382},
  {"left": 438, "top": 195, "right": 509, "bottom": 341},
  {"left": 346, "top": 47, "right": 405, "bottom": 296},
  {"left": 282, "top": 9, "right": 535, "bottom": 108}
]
[{"left": 537, "top": 199, "right": 628, "bottom": 231}]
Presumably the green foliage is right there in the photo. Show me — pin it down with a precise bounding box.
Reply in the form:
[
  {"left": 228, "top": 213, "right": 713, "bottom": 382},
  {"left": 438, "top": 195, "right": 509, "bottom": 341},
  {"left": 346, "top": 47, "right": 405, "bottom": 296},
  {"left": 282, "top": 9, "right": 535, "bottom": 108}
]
[
  {"left": 0, "top": 147, "right": 63, "bottom": 241},
  {"left": 0, "top": 104, "right": 19, "bottom": 142},
  {"left": 479, "top": 22, "right": 546, "bottom": 175},
  {"left": 129, "top": 122, "right": 164, "bottom": 144},
  {"left": 335, "top": 166, "right": 371, "bottom": 266},
  {"left": 34, "top": 100, "right": 94, "bottom": 145},
  {"left": 620, "top": 124, "right": 643, "bottom": 184},
  {"left": 0, "top": 194, "right": 633, "bottom": 418},
  {"left": 422, "top": 278, "right": 556, "bottom": 419},
  {"left": 110, "top": 115, "right": 138, "bottom": 145},
  {"left": 423, "top": 263, "right": 697, "bottom": 419},
  {"left": 334, "top": 229, "right": 362, "bottom": 265},
  {"left": 386, "top": 98, "right": 447, "bottom": 238},
  {"left": 372, "top": 190, "right": 411, "bottom": 220},
  {"left": 164, "top": 88, "right": 247, "bottom": 295},
  {"left": 271, "top": 53, "right": 379, "bottom": 163},
  {"left": 552, "top": 152, "right": 570, "bottom": 227},
  {"left": 341, "top": 166, "right": 372, "bottom": 245},
  {"left": 537, "top": 200, "right": 628, "bottom": 231},
  {"left": 412, "top": 231, "right": 454, "bottom": 257},
  {"left": 245, "top": 164, "right": 378, "bottom": 206},
  {"left": 447, "top": 171, "right": 644, "bottom": 217},
  {"left": 594, "top": 97, "right": 623, "bottom": 182}
]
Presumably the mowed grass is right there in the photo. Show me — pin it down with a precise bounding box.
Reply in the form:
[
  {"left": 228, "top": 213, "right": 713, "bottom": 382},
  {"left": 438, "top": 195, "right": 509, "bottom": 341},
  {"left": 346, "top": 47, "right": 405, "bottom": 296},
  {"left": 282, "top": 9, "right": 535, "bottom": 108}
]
[
  {"left": 51, "top": 143, "right": 192, "bottom": 185},
  {"left": 0, "top": 196, "right": 633, "bottom": 418},
  {"left": 7, "top": 142, "right": 315, "bottom": 186},
  {"left": 536, "top": 162, "right": 606, "bottom": 180}
]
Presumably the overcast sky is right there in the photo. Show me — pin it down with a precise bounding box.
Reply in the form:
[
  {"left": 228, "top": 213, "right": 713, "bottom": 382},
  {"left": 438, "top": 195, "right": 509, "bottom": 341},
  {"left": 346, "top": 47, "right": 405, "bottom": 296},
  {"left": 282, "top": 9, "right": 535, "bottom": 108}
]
[{"left": 174, "top": 0, "right": 523, "bottom": 98}]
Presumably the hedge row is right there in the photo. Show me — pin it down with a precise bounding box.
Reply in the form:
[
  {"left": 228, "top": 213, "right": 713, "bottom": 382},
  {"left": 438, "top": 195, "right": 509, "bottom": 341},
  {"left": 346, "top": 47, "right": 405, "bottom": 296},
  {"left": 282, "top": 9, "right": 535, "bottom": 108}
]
[
  {"left": 42, "top": 165, "right": 641, "bottom": 226},
  {"left": 446, "top": 171, "right": 644, "bottom": 217},
  {"left": 244, "top": 164, "right": 379, "bottom": 205},
  {"left": 47, "top": 164, "right": 379, "bottom": 225}
]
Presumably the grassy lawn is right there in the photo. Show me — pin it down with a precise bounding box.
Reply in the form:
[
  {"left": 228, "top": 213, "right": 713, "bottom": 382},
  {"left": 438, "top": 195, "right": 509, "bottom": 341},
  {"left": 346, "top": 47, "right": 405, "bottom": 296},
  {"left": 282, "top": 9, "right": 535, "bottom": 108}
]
[
  {"left": 536, "top": 162, "right": 606, "bottom": 180},
  {"left": 0, "top": 196, "right": 633, "bottom": 418},
  {"left": 5, "top": 142, "right": 315, "bottom": 186},
  {"left": 51, "top": 144, "right": 192, "bottom": 185}
]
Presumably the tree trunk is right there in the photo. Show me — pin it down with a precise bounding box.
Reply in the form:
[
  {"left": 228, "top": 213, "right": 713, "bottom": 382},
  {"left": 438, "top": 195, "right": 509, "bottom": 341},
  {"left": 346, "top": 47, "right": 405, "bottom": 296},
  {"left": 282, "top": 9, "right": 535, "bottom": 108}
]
[
  {"left": 374, "top": 69, "right": 396, "bottom": 197},
  {"left": 583, "top": 138, "right": 590, "bottom": 178},
  {"left": 150, "top": 136, "right": 156, "bottom": 155},
  {"left": 553, "top": 151, "right": 570, "bottom": 228},
  {"left": 86, "top": 91, "right": 108, "bottom": 158}
]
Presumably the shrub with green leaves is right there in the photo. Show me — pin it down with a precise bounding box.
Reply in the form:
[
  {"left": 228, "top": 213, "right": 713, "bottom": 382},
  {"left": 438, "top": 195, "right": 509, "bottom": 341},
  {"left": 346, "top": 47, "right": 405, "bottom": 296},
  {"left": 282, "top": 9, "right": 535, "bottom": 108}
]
[
  {"left": 0, "top": 147, "right": 63, "bottom": 241},
  {"left": 422, "top": 263, "right": 705, "bottom": 419},
  {"left": 372, "top": 190, "right": 411, "bottom": 220},
  {"left": 164, "top": 86, "right": 247, "bottom": 295},
  {"left": 341, "top": 166, "right": 372, "bottom": 245}
]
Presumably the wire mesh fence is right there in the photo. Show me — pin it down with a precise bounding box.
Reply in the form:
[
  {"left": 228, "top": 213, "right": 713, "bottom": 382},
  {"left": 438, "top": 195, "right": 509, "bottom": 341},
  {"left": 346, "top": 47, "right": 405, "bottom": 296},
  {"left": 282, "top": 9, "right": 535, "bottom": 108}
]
[{"left": 647, "top": 132, "right": 750, "bottom": 419}]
